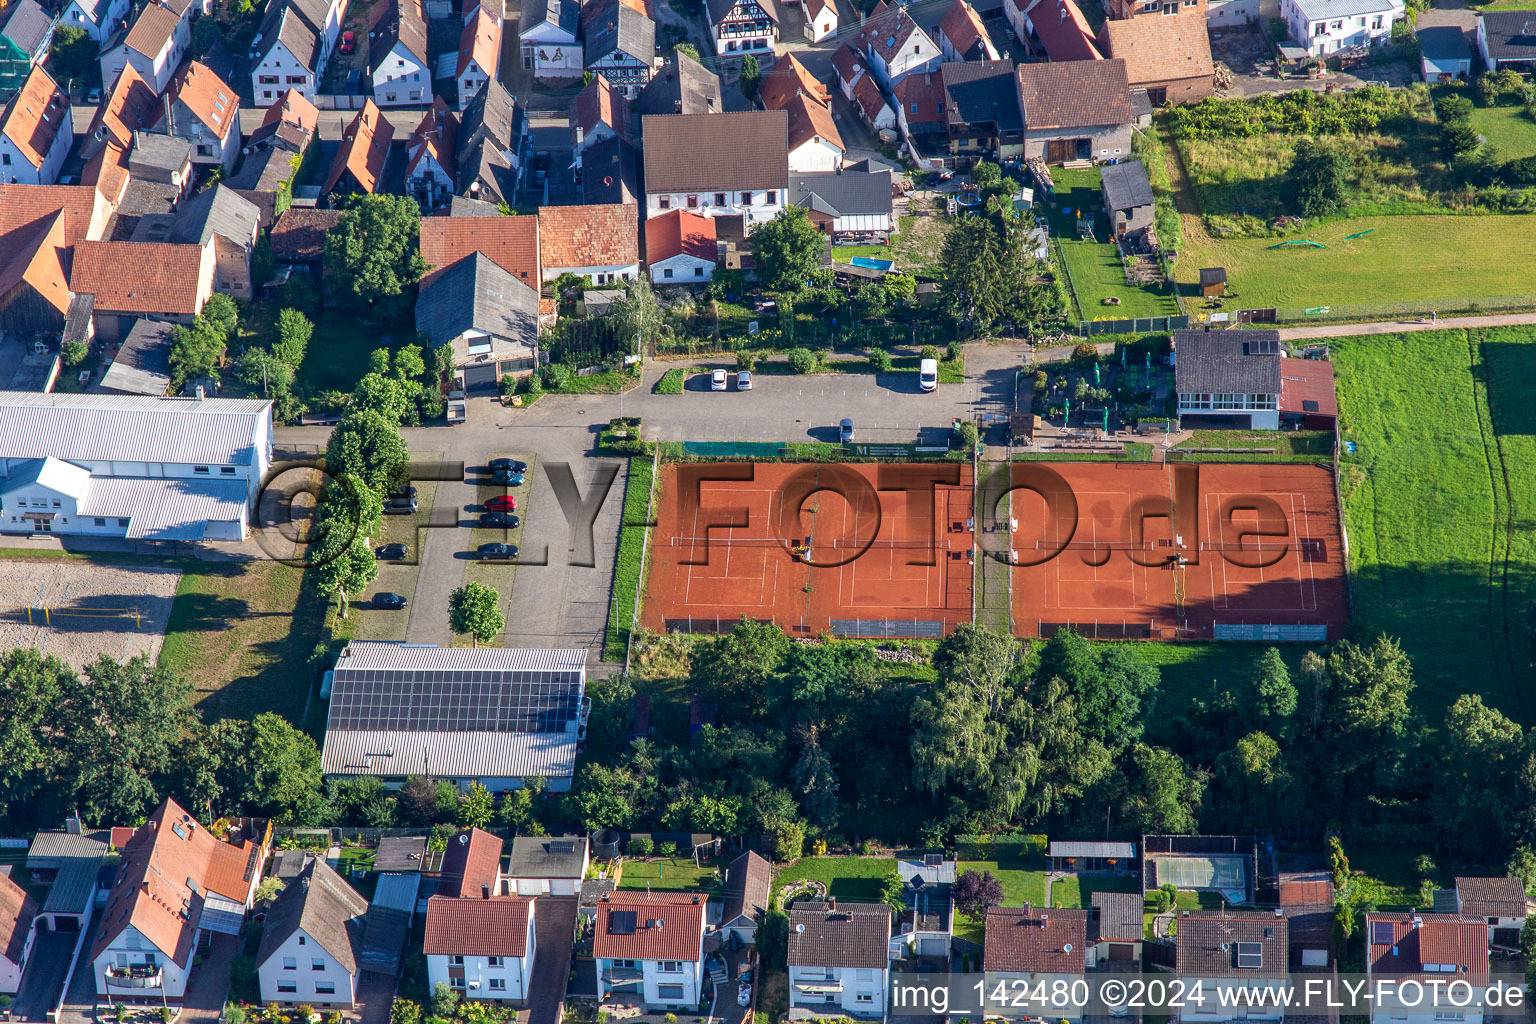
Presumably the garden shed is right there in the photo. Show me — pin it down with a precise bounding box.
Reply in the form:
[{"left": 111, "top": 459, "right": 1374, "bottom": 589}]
[
  {"left": 1199, "top": 267, "right": 1226, "bottom": 297},
  {"left": 1418, "top": 26, "right": 1471, "bottom": 82}
]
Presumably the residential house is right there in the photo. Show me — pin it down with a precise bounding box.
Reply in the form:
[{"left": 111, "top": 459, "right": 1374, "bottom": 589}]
[
  {"left": 1364, "top": 913, "right": 1492, "bottom": 1024},
  {"left": 369, "top": 0, "right": 429, "bottom": 107},
  {"left": 581, "top": 134, "right": 638, "bottom": 204},
  {"left": 167, "top": 185, "right": 261, "bottom": 300},
  {"left": 583, "top": 0, "right": 655, "bottom": 99},
  {"left": 1454, "top": 877, "right": 1527, "bottom": 947},
  {"left": 324, "top": 99, "right": 393, "bottom": 196},
  {"left": 705, "top": 0, "right": 776, "bottom": 58},
  {"left": 251, "top": 2, "right": 322, "bottom": 103},
  {"left": 98, "top": 318, "right": 175, "bottom": 395},
  {"left": 61, "top": 0, "right": 130, "bottom": 42},
  {"left": 0, "top": 184, "right": 112, "bottom": 335},
  {"left": 229, "top": 88, "right": 319, "bottom": 202},
  {"left": 760, "top": 52, "right": 826, "bottom": 106},
  {"left": 1284, "top": 0, "right": 1401, "bottom": 55},
  {"left": 89, "top": 799, "right": 269, "bottom": 1001},
  {"left": 321, "top": 643, "right": 588, "bottom": 779},
  {"left": 1089, "top": 892, "right": 1142, "bottom": 964},
  {"left": 457, "top": 6, "right": 501, "bottom": 102},
  {"left": 518, "top": 0, "right": 582, "bottom": 80},
  {"left": 538, "top": 203, "right": 639, "bottom": 284},
  {"left": 505, "top": 837, "right": 590, "bottom": 896},
  {"left": 440, "top": 828, "right": 504, "bottom": 899},
  {"left": 70, "top": 239, "right": 215, "bottom": 343},
  {"left": 406, "top": 97, "right": 459, "bottom": 209},
  {"left": 646, "top": 207, "right": 716, "bottom": 285},
  {"left": 83, "top": 63, "right": 158, "bottom": 165},
  {"left": 893, "top": 71, "right": 947, "bottom": 159},
  {"left": 642, "top": 110, "right": 788, "bottom": 230},
  {"left": 0, "top": 870, "right": 37, "bottom": 994},
  {"left": 415, "top": 252, "right": 540, "bottom": 386},
  {"left": 455, "top": 79, "right": 527, "bottom": 205},
  {"left": 636, "top": 49, "right": 720, "bottom": 115},
  {"left": 293, "top": 0, "right": 349, "bottom": 70},
  {"left": 592, "top": 891, "right": 708, "bottom": 1011},
  {"left": 1175, "top": 914, "right": 1290, "bottom": 1024},
  {"left": 804, "top": 0, "right": 837, "bottom": 41},
  {"left": 1010, "top": 0, "right": 1103, "bottom": 61},
  {"left": 1172, "top": 329, "right": 1281, "bottom": 429},
  {"left": 1276, "top": 872, "right": 1334, "bottom": 969},
  {"left": 1047, "top": 841, "right": 1137, "bottom": 873},
  {"left": 719, "top": 851, "right": 772, "bottom": 945},
  {"left": 937, "top": 0, "right": 999, "bottom": 60},
  {"left": 569, "top": 73, "right": 630, "bottom": 166},
  {"left": 256, "top": 859, "right": 369, "bottom": 1008},
  {"left": 162, "top": 61, "right": 240, "bottom": 172},
  {"left": 894, "top": 855, "right": 953, "bottom": 959},
  {"left": 269, "top": 207, "right": 338, "bottom": 277},
  {"left": 983, "top": 907, "right": 1090, "bottom": 1021},
  {"left": 1476, "top": 11, "right": 1536, "bottom": 70},
  {"left": 1097, "top": 0, "right": 1214, "bottom": 104},
  {"left": 419, "top": 212, "right": 541, "bottom": 287},
  {"left": 0, "top": 0, "right": 56, "bottom": 99},
  {"left": 781, "top": 91, "right": 843, "bottom": 172},
  {"left": 1100, "top": 159, "right": 1154, "bottom": 242},
  {"left": 0, "top": 66, "right": 71, "bottom": 185},
  {"left": 791, "top": 166, "right": 892, "bottom": 237},
  {"left": 423, "top": 895, "right": 538, "bottom": 1002},
  {"left": 1015, "top": 58, "right": 1133, "bottom": 164},
  {"left": 941, "top": 59, "right": 1022, "bottom": 163},
  {"left": 852, "top": 3, "right": 942, "bottom": 88},
  {"left": 832, "top": 49, "right": 894, "bottom": 133},
  {"left": 99, "top": 0, "right": 193, "bottom": 95},
  {"left": 786, "top": 900, "right": 892, "bottom": 1021},
  {"left": 1417, "top": 25, "right": 1471, "bottom": 81}
]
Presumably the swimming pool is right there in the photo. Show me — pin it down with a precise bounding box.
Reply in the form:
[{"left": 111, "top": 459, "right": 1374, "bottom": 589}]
[{"left": 849, "top": 256, "right": 894, "bottom": 272}]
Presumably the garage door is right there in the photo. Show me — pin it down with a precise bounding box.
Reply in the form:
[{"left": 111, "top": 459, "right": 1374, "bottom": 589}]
[
  {"left": 1301, "top": 948, "right": 1328, "bottom": 967},
  {"left": 1110, "top": 942, "right": 1135, "bottom": 960},
  {"left": 463, "top": 363, "right": 500, "bottom": 390}
]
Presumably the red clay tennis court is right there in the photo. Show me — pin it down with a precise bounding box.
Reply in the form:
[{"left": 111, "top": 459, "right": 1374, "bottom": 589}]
[
  {"left": 643, "top": 462, "right": 975, "bottom": 638},
  {"left": 1006, "top": 462, "right": 1349, "bottom": 641}
]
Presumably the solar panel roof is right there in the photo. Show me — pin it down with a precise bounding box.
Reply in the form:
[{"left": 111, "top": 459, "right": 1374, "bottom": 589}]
[{"left": 326, "top": 667, "right": 583, "bottom": 733}]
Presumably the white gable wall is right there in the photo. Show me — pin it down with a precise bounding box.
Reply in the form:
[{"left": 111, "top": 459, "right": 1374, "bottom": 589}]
[
  {"left": 253, "top": 40, "right": 315, "bottom": 104},
  {"left": 257, "top": 927, "right": 359, "bottom": 1008},
  {"left": 372, "top": 41, "right": 429, "bottom": 105}
]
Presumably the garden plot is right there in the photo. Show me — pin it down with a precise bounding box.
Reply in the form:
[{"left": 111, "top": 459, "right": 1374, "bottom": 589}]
[{"left": 0, "top": 559, "right": 180, "bottom": 670}]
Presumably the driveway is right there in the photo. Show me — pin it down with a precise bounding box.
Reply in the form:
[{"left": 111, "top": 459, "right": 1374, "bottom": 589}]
[
  {"left": 12, "top": 925, "right": 81, "bottom": 1022},
  {"left": 355, "top": 970, "right": 400, "bottom": 1024},
  {"left": 179, "top": 933, "right": 238, "bottom": 1024},
  {"left": 526, "top": 897, "right": 578, "bottom": 1024}
]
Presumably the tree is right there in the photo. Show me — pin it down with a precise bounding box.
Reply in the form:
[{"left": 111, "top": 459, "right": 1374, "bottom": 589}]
[
  {"left": 689, "top": 618, "right": 788, "bottom": 718},
  {"left": 273, "top": 308, "right": 314, "bottom": 368},
  {"left": 867, "top": 346, "right": 892, "bottom": 373},
  {"left": 1035, "top": 630, "right": 1155, "bottom": 750},
  {"left": 757, "top": 910, "right": 789, "bottom": 970},
  {"left": 1119, "top": 744, "right": 1204, "bottom": 835},
  {"left": 325, "top": 408, "right": 407, "bottom": 496},
  {"left": 563, "top": 762, "right": 638, "bottom": 829},
  {"left": 430, "top": 983, "right": 460, "bottom": 1020},
  {"left": 169, "top": 319, "right": 228, "bottom": 386},
  {"left": 0, "top": 648, "right": 70, "bottom": 820},
  {"left": 1253, "top": 647, "right": 1298, "bottom": 725},
  {"left": 324, "top": 195, "right": 428, "bottom": 316},
  {"left": 202, "top": 293, "right": 239, "bottom": 343},
  {"left": 610, "top": 278, "right": 664, "bottom": 353},
  {"left": 449, "top": 582, "right": 504, "bottom": 646},
  {"left": 458, "top": 781, "right": 495, "bottom": 829},
  {"left": 350, "top": 372, "right": 413, "bottom": 425},
  {"left": 953, "top": 869, "right": 1004, "bottom": 920},
  {"left": 254, "top": 877, "right": 286, "bottom": 902},
  {"left": 769, "top": 818, "right": 805, "bottom": 861},
  {"left": 879, "top": 870, "right": 907, "bottom": 911},
  {"left": 235, "top": 349, "right": 296, "bottom": 405},
  {"left": 940, "top": 216, "right": 1005, "bottom": 326},
  {"left": 851, "top": 283, "right": 888, "bottom": 321},
  {"left": 787, "top": 347, "right": 817, "bottom": 374},
  {"left": 791, "top": 726, "right": 839, "bottom": 826},
  {"left": 49, "top": 25, "right": 96, "bottom": 83},
  {"left": 1287, "top": 140, "right": 1349, "bottom": 218},
  {"left": 752, "top": 208, "right": 824, "bottom": 292},
  {"left": 190, "top": 13, "right": 221, "bottom": 57},
  {"left": 311, "top": 536, "right": 378, "bottom": 619},
  {"left": 62, "top": 340, "right": 89, "bottom": 367},
  {"left": 390, "top": 1000, "right": 422, "bottom": 1024},
  {"left": 398, "top": 776, "right": 440, "bottom": 825},
  {"left": 241, "top": 713, "right": 325, "bottom": 822},
  {"left": 739, "top": 54, "right": 761, "bottom": 99}
]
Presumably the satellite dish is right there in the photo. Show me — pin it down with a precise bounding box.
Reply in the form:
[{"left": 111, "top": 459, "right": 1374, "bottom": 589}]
[
  {"left": 458, "top": 833, "right": 469, "bottom": 845},
  {"left": 794, "top": 924, "right": 805, "bottom": 933},
  {"left": 1063, "top": 943, "right": 1073, "bottom": 953},
  {"left": 1221, "top": 942, "right": 1232, "bottom": 952}
]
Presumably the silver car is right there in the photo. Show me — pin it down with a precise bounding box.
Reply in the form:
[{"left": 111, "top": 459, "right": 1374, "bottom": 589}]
[{"left": 737, "top": 370, "right": 752, "bottom": 391}]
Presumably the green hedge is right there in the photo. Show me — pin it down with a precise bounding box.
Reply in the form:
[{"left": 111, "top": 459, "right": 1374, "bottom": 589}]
[
  {"left": 603, "top": 457, "right": 656, "bottom": 662},
  {"left": 655, "top": 368, "right": 685, "bottom": 394}
]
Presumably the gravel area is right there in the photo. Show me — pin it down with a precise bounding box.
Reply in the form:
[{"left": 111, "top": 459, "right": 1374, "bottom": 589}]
[{"left": 0, "top": 559, "right": 180, "bottom": 670}]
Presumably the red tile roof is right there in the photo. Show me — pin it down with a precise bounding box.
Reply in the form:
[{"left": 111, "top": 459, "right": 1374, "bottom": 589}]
[
  {"left": 0, "top": 65, "right": 69, "bottom": 170},
  {"left": 570, "top": 75, "right": 631, "bottom": 147},
  {"left": 86, "top": 63, "right": 159, "bottom": 154},
  {"left": 71, "top": 240, "right": 207, "bottom": 314},
  {"left": 457, "top": 6, "right": 501, "bottom": 78},
  {"left": 646, "top": 207, "right": 716, "bottom": 263},
  {"left": 1455, "top": 876, "right": 1527, "bottom": 919},
  {"left": 407, "top": 97, "right": 459, "bottom": 183},
  {"left": 784, "top": 92, "right": 843, "bottom": 154},
  {"left": 938, "top": 0, "right": 993, "bottom": 59},
  {"left": 270, "top": 207, "right": 341, "bottom": 262},
  {"left": 424, "top": 895, "right": 533, "bottom": 957},
  {"left": 760, "top": 53, "right": 828, "bottom": 111},
  {"left": 1367, "top": 914, "right": 1489, "bottom": 980},
  {"left": 1025, "top": 0, "right": 1103, "bottom": 62},
  {"left": 420, "top": 214, "right": 541, "bottom": 285},
  {"left": 1098, "top": 7, "right": 1213, "bottom": 86},
  {"left": 592, "top": 891, "right": 707, "bottom": 962},
  {"left": 538, "top": 203, "right": 638, "bottom": 269},
  {"left": 851, "top": 73, "right": 890, "bottom": 124},
  {"left": 325, "top": 99, "right": 394, "bottom": 195},
  {"left": 0, "top": 212, "right": 69, "bottom": 317},
  {"left": 1278, "top": 877, "right": 1335, "bottom": 906},
  {"left": 0, "top": 183, "right": 102, "bottom": 248},
  {"left": 831, "top": 44, "right": 863, "bottom": 86},
  {"left": 439, "top": 828, "right": 503, "bottom": 899},
  {"left": 167, "top": 61, "right": 238, "bottom": 139},
  {"left": 0, "top": 869, "right": 38, "bottom": 967},
  {"left": 261, "top": 87, "right": 320, "bottom": 136},
  {"left": 983, "top": 907, "right": 1088, "bottom": 972}
]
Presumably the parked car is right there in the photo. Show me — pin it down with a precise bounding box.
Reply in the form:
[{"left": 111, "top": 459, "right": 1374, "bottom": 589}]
[
  {"left": 919, "top": 358, "right": 938, "bottom": 392},
  {"left": 479, "top": 512, "right": 521, "bottom": 529},
  {"left": 488, "top": 458, "right": 527, "bottom": 472},
  {"left": 345, "top": 68, "right": 361, "bottom": 94},
  {"left": 377, "top": 543, "right": 408, "bottom": 560},
  {"left": 372, "top": 592, "right": 407, "bottom": 609},
  {"left": 711, "top": 369, "right": 728, "bottom": 391},
  {"left": 485, "top": 495, "right": 517, "bottom": 512},
  {"left": 491, "top": 468, "right": 525, "bottom": 486},
  {"left": 338, "top": 28, "right": 356, "bottom": 53},
  {"left": 839, "top": 417, "right": 855, "bottom": 442},
  {"left": 737, "top": 370, "right": 752, "bottom": 391},
  {"left": 382, "top": 498, "right": 418, "bottom": 515},
  {"left": 85, "top": 87, "right": 101, "bottom": 104},
  {"left": 478, "top": 542, "right": 518, "bottom": 560},
  {"left": 534, "top": 152, "right": 550, "bottom": 184}
]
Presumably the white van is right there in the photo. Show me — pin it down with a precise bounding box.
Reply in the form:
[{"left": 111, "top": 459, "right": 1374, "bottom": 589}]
[{"left": 919, "top": 358, "right": 938, "bottom": 392}]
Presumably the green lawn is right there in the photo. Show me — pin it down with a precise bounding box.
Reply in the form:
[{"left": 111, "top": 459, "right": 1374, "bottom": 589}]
[
  {"left": 1170, "top": 428, "right": 1334, "bottom": 463},
  {"left": 604, "top": 457, "right": 655, "bottom": 661},
  {"left": 1470, "top": 105, "right": 1536, "bottom": 160},
  {"left": 1045, "top": 167, "right": 1182, "bottom": 321},
  {"left": 1333, "top": 327, "right": 1536, "bottom": 723},
  {"left": 1049, "top": 874, "right": 1141, "bottom": 909},
  {"left": 773, "top": 856, "right": 897, "bottom": 903},
  {"left": 1173, "top": 215, "right": 1536, "bottom": 312},
  {"left": 1132, "top": 644, "right": 1310, "bottom": 745},
  {"left": 616, "top": 856, "right": 724, "bottom": 892}
]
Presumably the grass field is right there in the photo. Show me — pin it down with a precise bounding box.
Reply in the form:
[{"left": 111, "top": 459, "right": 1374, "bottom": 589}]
[
  {"left": 1173, "top": 215, "right": 1536, "bottom": 311},
  {"left": 1333, "top": 327, "right": 1536, "bottom": 724},
  {"left": 773, "top": 856, "right": 897, "bottom": 903},
  {"left": 1049, "top": 874, "right": 1141, "bottom": 909},
  {"left": 604, "top": 457, "right": 655, "bottom": 661},
  {"left": 616, "top": 855, "right": 724, "bottom": 892},
  {"left": 1047, "top": 167, "right": 1183, "bottom": 320},
  {"left": 1470, "top": 105, "right": 1536, "bottom": 160}
]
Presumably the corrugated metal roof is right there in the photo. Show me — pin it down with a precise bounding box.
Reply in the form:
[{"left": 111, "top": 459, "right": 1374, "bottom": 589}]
[
  {"left": 373, "top": 871, "right": 421, "bottom": 912},
  {"left": 78, "top": 476, "right": 249, "bottom": 539},
  {"left": 2, "top": 456, "right": 91, "bottom": 498},
  {"left": 335, "top": 642, "right": 588, "bottom": 673},
  {"left": 321, "top": 730, "right": 579, "bottom": 779},
  {"left": 1050, "top": 840, "right": 1137, "bottom": 858},
  {"left": 0, "top": 391, "right": 270, "bottom": 466},
  {"left": 28, "top": 829, "right": 110, "bottom": 865}
]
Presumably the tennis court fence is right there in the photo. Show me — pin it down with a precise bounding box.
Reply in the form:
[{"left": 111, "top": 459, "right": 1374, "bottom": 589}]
[{"left": 662, "top": 616, "right": 948, "bottom": 638}]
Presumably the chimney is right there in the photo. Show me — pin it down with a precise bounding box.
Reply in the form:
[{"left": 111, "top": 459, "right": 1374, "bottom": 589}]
[
  {"left": 482, "top": 883, "right": 492, "bottom": 899},
  {"left": 66, "top": 814, "right": 83, "bottom": 835},
  {"left": 827, "top": 896, "right": 835, "bottom": 910},
  {"left": 195, "top": 384, "right": 206, "bottom": 400}
]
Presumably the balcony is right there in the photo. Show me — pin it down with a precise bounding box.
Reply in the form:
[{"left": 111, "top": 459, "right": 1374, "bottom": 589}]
[
  {"left": 106, "top": 966, "right": 164, "bottom": 989},
  {"left": 604, "top": 966, "right": 645, "bottom": 983}
]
